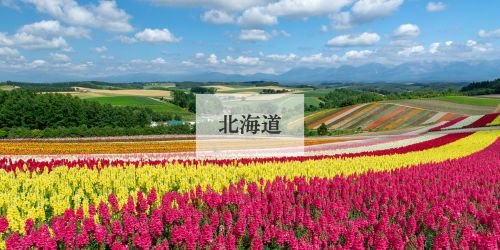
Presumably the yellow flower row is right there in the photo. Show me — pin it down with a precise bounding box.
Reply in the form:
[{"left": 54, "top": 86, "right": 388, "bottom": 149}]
[{"left": 0, "top": 131, "right": 498, "bottom": 233}]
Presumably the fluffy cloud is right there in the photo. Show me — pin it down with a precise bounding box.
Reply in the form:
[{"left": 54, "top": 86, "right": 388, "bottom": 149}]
[
  {"left": 426, "top": 2, "right": 446, "bottom": 12},
  {"left": 343, "top": 49, "right": 373, "bottom": 59},
  {"left": 202, "top": 10, "right": 234, "bottom": 24},
  {"left": 478, "top": 28, "right": 500, "bottom": 38},
  {"left": 0, "top": 47, "right": 20, "bottom": 57},
  {"left": 265, "top": 53, "right": 297, "bottom": 62},
  {"left": 222, "top": 56, "right": 260, "bottom": 65},
  {"left": 22, "top": 0, "right": 133, "bottom": 32},
  {"left": 327, "top": 32, "right": 380, "bottom": 46},
  {"left": 0, "top": 32, "right": 71, "bottom": 51},
  {"left": 135, "top": 28, "right": 181, "bottom": 43},
  {"left": 429, "top": 42, "right": 440, "bottom": 54},
  {"left": 18, "top": 20, "right": 91, "bottom": 39},
  {"left": 331, "top": 0, "right": 404, "bottom": 29},
  {"left": 300, "top": 53, "right": 339, "bottom": 64},
  {"left": 398, "top": 45, "right": 425, "bottom": 56},
  {"left": 151, "top": 57, "right": 167, "bottom": 64},
  {"left": 239, "top": 29, "right": 272, "bottom": 41},
  {"left": 49, "top": 52, "right": 70, "bottom": 62},
  {"left": 118, "top": 28, "right": 181, "bottom": 43},
  {"left": 92, "top": 46, "right": 108, "bottom": 53},
  {"left": 237, "top": 7, "right": 277, "bottom": 27},
  {"left": 393, "top": 24, "right": 420, "bottom": 39},
  {"left": 1, "top": 0, "right": 20, "bottom": 10},
  {"left": 321, "top": 25, "right": 329, "bottom": 33},
  {"left": 207, "top": 53, "right": 218, "bottom": 64},
  {"left": 149, "top": 0, "right": 265, "bottom": 11}
]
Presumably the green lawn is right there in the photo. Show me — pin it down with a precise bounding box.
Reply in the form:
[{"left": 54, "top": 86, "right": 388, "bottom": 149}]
[
  {"left": 435, "top": 96, "right": 500, "bottom": 106},
  {"left": 87, "top": 96, "right": 194, "bottom": 120}
]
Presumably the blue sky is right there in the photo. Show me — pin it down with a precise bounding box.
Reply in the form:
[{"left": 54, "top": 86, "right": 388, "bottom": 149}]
[{"left": 0, "top": 0, "right": 499, "bottom": 79}]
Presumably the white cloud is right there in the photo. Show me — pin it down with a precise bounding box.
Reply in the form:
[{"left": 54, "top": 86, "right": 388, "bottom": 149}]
[
  {"left": 300, "top": 53, "right": 339, "bottom": 63},
  {"left": 18, "top": 20, "right": 91, "bottom": 39},
  {"left": 114, "top": 35, "right": 138, "bottom": 44},
  {"left": 22, "top": 0, "right": 133, "bottom": 32},
  {"left": 195, "top": 52, "right": 205, "bottom": 59},
  {"left": 398, "top": 45, "right": 425, "bottom": 56},
  {"left": 207, "top": 53, "right": 218, "bottom": 64},
  {"left": 29, "top": 59, "right": 46, "bottom": 68},
  {"left": 466, "top": 40, "right": 477, "bottom": 47},
  {"left": 266, "top": 53, "right": 297, "bottom": 62},
  {"left": 343, "top": 49, "right": 373, "bottom": 59},
  {"left": 393, "top": 24, "right": 420, "bottom": 39},
  {"left": 321, "top": 25, "right": 329, "bottom": 33},
  {"left": 49, "top": 52, "right": 70, "bottom": 62},
  {"left": 330, "top": 12, "right": 353, "bottom": 30},
  {"left": 149, "top": 0, "right": 265, "bottom": 11},
  {"left": 151, "top": 57, "right": 167, "bottom": 64},
  {"left": 223, "top": 56, "right": 260, "bottom": 65},
  {"left": 101, "top": 55, "right": 114, "bottom": 60},
  {"left": 262, "top": 0, "right": 352, "bottom": 18},
  {"left": 426, "top": 2, "right": 446, "bottom": 12},
  {"left": 478, "top": 28, "right": 500, "bottom": 38},
  {"left": 134, "top": 28, "right": 181, "bottom": 43},
  {"left": 429, "top": 42, "right": 440, "bottom": 54},
  {"left": 237, "top": 7, "right": 278, "bottom": 27},
  {"left": 239, "top": 29, "right": 272, "bottom": 41},
  {"left": 445, "top": 41, "right": 453, "bottom": 46},
  {"left": 331, "top": 0, "right": 404, "bottom": 29},
  {"left": 0, "top": 31, "right": 71, "bottom": 50},
  {"left": 327, "top": 32, "right": 380, "bottom": 46},
  {"left": 0, "top": 47, "right": 19, "bottom": 57},
  {"left": 351, "top": 0, "right": 403, "bottom": 22},
  {"left": 1, "top": 0, "right": 20, "bottom": 10},
  {"left": 202, "top": 10, "right": 234, "bottom": 24},
  {"left": 92, "top": 46, "right": 108, "bottom": 53}
]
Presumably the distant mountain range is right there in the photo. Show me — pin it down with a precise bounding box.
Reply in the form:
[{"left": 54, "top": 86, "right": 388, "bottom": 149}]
[{"left": 2, "top": 60, "right": 499, "bottom": 84}]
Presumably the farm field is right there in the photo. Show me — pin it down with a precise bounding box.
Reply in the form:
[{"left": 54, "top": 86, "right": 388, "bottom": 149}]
[
  {"left": 387, "top": 99, "right": 496, "bottom": 115},
  {"left": 305, "top": 102, "right": 463, "bottom": 131},
  {"left": 435, "top": 96, "right": 500, "bottom": 106},
  {"left": 70, "top": 87, "right": 172, "bottom": 98},
  {"left": 86, "top": 96, "right": 194, "bottom": 119},
  {"left": 0, "top": 130, "right": 498, "bottom": 249}
]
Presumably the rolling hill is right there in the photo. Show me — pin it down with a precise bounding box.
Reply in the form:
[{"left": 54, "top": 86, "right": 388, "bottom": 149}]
[{"left": 305, "top": 103, "right": 463, "bottom": 131}]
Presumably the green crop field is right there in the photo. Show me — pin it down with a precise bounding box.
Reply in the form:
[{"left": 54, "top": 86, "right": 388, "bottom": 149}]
[
  {"left": 435, "top": 96, "right": 500, "bottom": 106},
  {"left": 305, "top": 96, "right": 322, "bottom": 107},
  {"left": 88, "top": 96, "right": 161, "bottom": 105},
  {"left": 86, "top": 96, "right": 194, "bottom": 120}
]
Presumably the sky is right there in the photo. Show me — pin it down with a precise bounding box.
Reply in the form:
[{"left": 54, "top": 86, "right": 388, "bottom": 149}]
[{"left": 0, "top": 0, "right": 499, "bottom": 79}]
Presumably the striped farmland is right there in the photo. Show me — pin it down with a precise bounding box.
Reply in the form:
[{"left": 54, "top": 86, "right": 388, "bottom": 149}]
[{"left": 306, "top": 103, "right": 462, "bottom": 131}]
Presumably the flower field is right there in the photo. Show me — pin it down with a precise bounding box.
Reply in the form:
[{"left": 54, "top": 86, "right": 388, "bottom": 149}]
[
  {"left": 305, "top": 103, "right": 462, "bottom": 131},
  {"left": 0, "top": 130, "right": 499, "bottom": 249},
  {"left": 430, "top": 113, "right": 500, "bottom": 131}
]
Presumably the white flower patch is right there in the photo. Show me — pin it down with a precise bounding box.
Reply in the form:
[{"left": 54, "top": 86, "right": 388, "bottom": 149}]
[
  {"left": 307, "top": 134, "right": 445, "bottom": 156},
  {"left": 442, "top": 115, "right": 481, "bottom": 130}
]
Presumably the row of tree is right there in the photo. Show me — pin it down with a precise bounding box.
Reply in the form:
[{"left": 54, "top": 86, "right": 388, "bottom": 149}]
[
  {"left": 461, "top": 79, "right": 500, "bottom": 95},
  {"left": 0, "top": 89, "right": 153, "bottom": 130}
]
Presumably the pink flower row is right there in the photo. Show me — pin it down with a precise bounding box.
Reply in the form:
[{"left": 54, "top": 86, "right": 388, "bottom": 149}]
[{"left": 2, "top": 136, "right": 499, "bottom": 249}]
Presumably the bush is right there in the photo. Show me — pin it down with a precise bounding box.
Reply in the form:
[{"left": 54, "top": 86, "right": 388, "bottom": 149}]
[{"left": 317, "top": 123, "right": 328, "bottom": 136}]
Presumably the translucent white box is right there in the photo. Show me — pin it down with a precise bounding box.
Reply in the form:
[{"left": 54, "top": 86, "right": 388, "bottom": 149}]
[{"left": 196, "top": 94, "right": 304, "bottom": 159}]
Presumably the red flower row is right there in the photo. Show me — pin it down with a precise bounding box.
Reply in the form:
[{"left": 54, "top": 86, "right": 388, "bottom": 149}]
[{"left": 0, "top": 132, "right": 471, "bottom": 173}]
